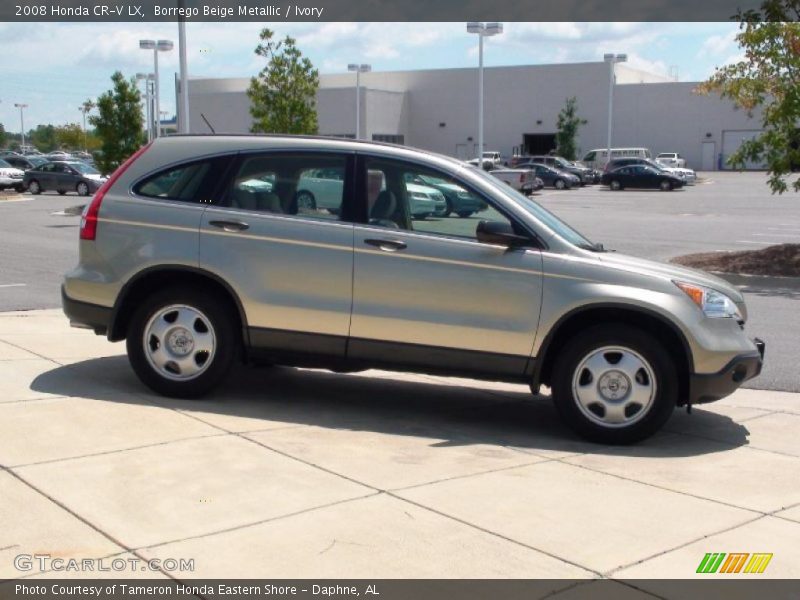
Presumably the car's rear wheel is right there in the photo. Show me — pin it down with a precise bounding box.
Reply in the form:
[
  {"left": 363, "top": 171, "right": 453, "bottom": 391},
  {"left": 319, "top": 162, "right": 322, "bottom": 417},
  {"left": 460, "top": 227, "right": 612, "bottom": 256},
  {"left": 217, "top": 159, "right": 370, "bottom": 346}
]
[
  {"left": 126, "top": 288, "right": 238, "bottom": 398},
  {"left": 444, "top": 198, "right": 454, "bottom": 217},
  {"left": 610, "top": 180, "right": 622, "bottom": 191},
  {"left": 27, "top": 180, "right": 41, "bottom": 194},
  {"left": 660, "top": 180, "right": 673, "bottom": 191},
  {"left": 294, "top": 190, "right": 316, "bottom": 211},
  {"left": 456, "top": 211, "right": 473, "bottom": 218},
  {"left": 551, "top": 324, "right": 677, "bottom": 444},
  {"left": 554, "top": 179, "right": 566, "bottom": 190},
  {"left": 57, "top": 190, "right": 67, "bottom": 196},
  {"left": 76, "top": 182, "right": 90, "bottom": 196}
]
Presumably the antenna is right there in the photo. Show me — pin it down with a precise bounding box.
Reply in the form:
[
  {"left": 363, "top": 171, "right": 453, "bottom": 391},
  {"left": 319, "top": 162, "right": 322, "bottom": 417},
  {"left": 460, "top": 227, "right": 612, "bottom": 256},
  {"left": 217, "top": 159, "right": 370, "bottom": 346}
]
[{"left": 200, "top": 113, "right": 216, "bottom": 134}]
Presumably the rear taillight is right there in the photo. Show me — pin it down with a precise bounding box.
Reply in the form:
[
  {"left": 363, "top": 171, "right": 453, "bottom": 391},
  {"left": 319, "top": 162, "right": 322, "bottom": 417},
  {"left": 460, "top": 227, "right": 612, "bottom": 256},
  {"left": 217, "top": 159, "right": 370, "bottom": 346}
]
[
  {"left": 80, "top": 143, "right": 152, "bottom": 241},
  {"left": 519, "top": 173, "right": 525, "bottom": 183}
]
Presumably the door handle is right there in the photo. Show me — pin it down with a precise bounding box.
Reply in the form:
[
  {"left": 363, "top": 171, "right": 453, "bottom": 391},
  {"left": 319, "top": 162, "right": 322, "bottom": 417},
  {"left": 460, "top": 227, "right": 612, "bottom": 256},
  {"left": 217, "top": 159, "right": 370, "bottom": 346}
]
[
  {"left": 364, "top": 238, "right": 407, "bottom": 252},
  {"left": 209, "top": 220, "right": 250, "bottom": 233}
]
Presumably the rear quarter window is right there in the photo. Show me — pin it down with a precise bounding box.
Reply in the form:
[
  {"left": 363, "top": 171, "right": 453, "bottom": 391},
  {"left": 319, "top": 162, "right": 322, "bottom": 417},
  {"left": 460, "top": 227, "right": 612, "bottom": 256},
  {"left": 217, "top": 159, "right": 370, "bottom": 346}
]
[{"left": 133, "top": 157, "right": 231, "bottom": 203}]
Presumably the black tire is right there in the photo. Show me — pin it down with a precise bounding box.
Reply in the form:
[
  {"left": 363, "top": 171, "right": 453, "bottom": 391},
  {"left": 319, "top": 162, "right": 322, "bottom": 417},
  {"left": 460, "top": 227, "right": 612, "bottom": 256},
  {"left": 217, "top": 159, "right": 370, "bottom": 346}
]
[
  {"left": 126, "top": 287, "right": 239, "bottom": 398},
  {"left": 660, "top": 180, "right": 673, "bottom": 191},
  {"left": 456, "top": 211, "right": 473, "bottom": 218},
  {"left": 554, "top": 179, "right": 566, "bottom": 190},
  {"left": 294, "top": 190, "right": 316, "bottom": 211},
  {"left": 28, "top": 180, "right": 41, "bottom": 195},
  {"left": 444, "top": 198, "right": 454, "bottom": 217},
  {"left": 76, "top": 182, "right": 90, "bottom": 197},
  {"left": 58, "top": 190, "right": 67, "bottom": 196},
  {"left": 13, "top": 184, "right": 24, "bottom": 193},
  {"left": 609, "top": 180, "right": 623, "bottom": 191},
  {"left": 551, "top": 324, "right": 677, "bottom": 444}
]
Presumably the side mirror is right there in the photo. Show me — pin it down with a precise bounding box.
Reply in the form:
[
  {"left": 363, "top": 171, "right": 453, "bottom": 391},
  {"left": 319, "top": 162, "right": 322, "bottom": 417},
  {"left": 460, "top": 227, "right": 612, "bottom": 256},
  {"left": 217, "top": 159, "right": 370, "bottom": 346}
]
[{"left": 476, "top": 220, "right": 533, "bottom": 247}]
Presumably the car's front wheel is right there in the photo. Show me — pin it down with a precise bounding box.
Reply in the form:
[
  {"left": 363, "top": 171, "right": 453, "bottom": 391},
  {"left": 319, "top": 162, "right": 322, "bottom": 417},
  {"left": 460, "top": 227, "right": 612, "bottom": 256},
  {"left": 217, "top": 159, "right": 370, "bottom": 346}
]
[
  {"left": 27, "top": 180, "right": 41, "bottom": 194},
  {"left": 126, "top": 288, "right": 239, "bottom": 398},
  {"left": 551, "top": 324, "right": 677, "bottom": 444},
  {"left": 76, "top": 182, "right": 90, "bottom": 196},
  {"left": 660, "top": 180, "right": 673, "bottom": 191},
  {"left": 554, "top": 179, "right": 566, "bottom": 190}
]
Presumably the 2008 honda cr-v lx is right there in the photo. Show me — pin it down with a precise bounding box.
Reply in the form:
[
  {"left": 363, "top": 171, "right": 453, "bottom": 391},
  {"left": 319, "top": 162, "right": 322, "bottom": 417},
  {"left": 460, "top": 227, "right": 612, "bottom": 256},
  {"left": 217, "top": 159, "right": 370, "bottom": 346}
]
[{"left": 62, "top": 135, "right": 764, "bottom": 443}]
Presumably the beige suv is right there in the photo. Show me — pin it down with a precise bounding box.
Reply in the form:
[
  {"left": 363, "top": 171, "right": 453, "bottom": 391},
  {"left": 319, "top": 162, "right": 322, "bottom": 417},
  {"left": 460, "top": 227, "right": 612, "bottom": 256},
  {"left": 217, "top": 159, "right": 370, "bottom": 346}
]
[{"left": 63, "top": 135, "right": 764, "bottom": 443}]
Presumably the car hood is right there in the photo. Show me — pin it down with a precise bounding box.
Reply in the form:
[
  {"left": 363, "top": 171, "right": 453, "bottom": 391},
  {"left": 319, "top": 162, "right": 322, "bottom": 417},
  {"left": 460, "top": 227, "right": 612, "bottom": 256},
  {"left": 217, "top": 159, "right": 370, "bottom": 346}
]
[{"left": 597, "top": 252, "right": 744, "bottom": 303}]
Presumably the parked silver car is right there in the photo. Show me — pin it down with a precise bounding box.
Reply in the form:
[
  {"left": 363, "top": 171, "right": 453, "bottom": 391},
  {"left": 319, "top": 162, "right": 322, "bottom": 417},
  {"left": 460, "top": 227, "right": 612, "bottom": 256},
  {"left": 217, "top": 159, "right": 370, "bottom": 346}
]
[{"left": 63, "top": 135, "right": 764, "bottom": 443}]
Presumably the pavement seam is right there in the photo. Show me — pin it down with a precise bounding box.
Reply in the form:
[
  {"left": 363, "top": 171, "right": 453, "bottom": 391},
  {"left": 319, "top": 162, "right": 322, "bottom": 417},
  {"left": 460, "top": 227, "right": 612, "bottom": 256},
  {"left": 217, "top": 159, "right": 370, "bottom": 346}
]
[
  {"left": 387, "top": 458, "right": 558, "bottom": 493},
  {"left": 0, "top": 395, "right": 71, "bottom": 405},
  {"left": 555, "top": 458, "right": 767, "bottom": 516},
  {"left": 385, "top": 491, "right": 601, "bottom": 578},
  {"left": 137, "top": 491, "right": 382, "bottom": 552},
  {"left": 9, "top": 432, "right": 231, "bottom": 470},
  {"left": 665, "top": 425, "right": 800, "bottom": 459},
  {"left": 4, "top": 468, "right": 184, "bottom": 584},
  {"left": 238, "top": 431, "right": 601, "bottom": 576},
  {"left": 602, "top": 514, "right": 766, "bottom": 577}
]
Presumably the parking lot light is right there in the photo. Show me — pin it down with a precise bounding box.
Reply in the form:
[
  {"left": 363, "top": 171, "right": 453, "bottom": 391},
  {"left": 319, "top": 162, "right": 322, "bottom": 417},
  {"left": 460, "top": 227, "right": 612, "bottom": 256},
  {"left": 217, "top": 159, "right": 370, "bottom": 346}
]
[
  {"left": 604, "top": 53, "right": 627, "bottom": 167},
  {"left": 140, "top": 39, "right": 174, "bottom": 139},
  {"left": 136, "top": 73, "right": 156, "bottom": 142},
  {"left": 467, "top": 22, "right": 503, "bottom": 162},
  {"left": 13, "top": 103, "right": 28, "bottom": 150},
  {"left": 347, "top": 64, "right": 371, "bottom": 140}
]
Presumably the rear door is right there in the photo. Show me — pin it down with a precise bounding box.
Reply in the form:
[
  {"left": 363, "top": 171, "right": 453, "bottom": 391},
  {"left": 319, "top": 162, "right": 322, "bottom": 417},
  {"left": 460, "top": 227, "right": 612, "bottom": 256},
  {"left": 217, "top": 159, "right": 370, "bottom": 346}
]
[{"left": 199, "top": 151, "right": 356, "bottom": 357}]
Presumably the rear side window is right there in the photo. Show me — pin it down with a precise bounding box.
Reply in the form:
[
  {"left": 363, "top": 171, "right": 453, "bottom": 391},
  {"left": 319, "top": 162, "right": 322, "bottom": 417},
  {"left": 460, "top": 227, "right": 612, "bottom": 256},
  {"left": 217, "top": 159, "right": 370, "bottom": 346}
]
[
  {"left": 225, "top": 152, "right": 349, "bottom": 222},
  {"left": 134, "top": 157, "right": 230, "bottom": 203}
]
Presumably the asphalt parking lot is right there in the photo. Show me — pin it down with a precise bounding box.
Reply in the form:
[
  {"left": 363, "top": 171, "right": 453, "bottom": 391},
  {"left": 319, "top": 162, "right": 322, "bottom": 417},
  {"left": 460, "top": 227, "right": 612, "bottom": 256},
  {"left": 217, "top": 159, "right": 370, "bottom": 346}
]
[{"left": 1, "top": 309, "right": 800, "bottom": 584}]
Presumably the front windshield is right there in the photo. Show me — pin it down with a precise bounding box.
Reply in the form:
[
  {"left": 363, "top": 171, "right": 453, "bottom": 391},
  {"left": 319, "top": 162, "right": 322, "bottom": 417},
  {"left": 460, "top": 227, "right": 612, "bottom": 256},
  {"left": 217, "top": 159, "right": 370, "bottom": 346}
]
[
  {"left": 465, "top": 165, "right": 596, "bottom": 250},
  {"left": 70, "top": 162, "right": 99, "bottom": 175}
]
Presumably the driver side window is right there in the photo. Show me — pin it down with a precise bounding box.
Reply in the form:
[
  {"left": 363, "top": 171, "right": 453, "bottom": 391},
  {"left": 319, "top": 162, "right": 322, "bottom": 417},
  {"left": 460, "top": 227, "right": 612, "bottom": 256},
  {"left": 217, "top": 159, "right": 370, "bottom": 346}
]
[{"left": 365, "top": 158, "right": 510, "bottom": 242}]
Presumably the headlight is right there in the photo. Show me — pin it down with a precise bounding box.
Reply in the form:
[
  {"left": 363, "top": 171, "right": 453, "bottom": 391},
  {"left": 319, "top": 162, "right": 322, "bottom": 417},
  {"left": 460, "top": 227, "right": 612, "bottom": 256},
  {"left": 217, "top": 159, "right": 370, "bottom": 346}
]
[
  {"left": 674, "top": 281, "right": 742, "bottom": 319},
  {"left": 409, "top": 192, "right": 426, "bottom": 199}
]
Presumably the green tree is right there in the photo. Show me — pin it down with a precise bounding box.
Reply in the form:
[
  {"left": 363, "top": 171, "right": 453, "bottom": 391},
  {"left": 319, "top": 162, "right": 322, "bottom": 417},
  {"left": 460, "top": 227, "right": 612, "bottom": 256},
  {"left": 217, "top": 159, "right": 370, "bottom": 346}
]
[
  {"left": 555, "top": 97, "right": 587, "bottom": 160},
  {"left": 90, "top": 71, "right": 144, "bottom": 174},
  {"left": 30, "top": 124, "right": 58, "bottom": 152},
  {"left": 248, "top": 29, "right": 319, "bottom": 134},
  {"left": 696, "top": 1, "right": 800, "bottom": 193},
  {"left": 0, "top": 123, "right": 6, "bottom": 148},
  {"left": 55, "top": 123, "right": 85, "bottom": 150}
]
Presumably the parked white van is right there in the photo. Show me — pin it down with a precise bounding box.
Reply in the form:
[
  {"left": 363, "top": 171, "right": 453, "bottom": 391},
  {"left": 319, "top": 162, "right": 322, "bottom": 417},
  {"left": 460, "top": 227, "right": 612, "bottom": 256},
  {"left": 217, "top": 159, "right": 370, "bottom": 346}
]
[{"left": 581, "top": 148, "right": 652, "bottom": 169}]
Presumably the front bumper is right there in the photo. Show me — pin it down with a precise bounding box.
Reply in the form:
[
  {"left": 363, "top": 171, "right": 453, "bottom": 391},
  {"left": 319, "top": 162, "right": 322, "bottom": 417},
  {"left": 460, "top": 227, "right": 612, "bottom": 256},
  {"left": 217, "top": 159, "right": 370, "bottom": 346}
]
[
  {"left": 688, "top": 338, "right": 765, "bottom": 405},
  {"left": 62, "top": 285, "right": 112, "bottom": 336}
]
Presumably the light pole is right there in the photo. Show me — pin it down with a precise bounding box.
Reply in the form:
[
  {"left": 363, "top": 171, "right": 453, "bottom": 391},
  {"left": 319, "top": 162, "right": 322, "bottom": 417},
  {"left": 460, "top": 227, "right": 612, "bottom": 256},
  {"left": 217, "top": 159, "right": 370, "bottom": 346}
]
[
  {"left": 177, "top": 3, "right": 190, "bottom": 134},
  {"left": 136, "top": 73, "right": 155, "bottom": 142},
  {"left": 140, "top": 39, "right": 174, "bottom": 138},
  {"left": 467, "top": 22, "right": 503, "bottom": 162},
  {"left": 604, "top": 53, "right": 627, "bottom": 166},
  {"left": 14, "top": 103, "right": 28, "bottom": 150},
  {"left": 347, "top": 64, "right": 371, "bottom": 139}
]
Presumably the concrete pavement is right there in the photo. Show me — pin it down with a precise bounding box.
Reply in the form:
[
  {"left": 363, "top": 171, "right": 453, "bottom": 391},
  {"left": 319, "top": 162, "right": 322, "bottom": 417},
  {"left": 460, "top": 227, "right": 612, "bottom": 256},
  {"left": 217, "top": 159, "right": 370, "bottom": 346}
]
[{"left": 1, "top": 309, "right": 799, "bottom": 587}]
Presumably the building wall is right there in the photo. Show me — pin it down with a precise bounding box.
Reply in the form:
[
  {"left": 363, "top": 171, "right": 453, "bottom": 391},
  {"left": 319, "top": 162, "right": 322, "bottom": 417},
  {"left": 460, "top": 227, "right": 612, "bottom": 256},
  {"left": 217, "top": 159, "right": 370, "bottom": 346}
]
[{"left": 186, "top": 61, "right": 763, "bottom": 170}]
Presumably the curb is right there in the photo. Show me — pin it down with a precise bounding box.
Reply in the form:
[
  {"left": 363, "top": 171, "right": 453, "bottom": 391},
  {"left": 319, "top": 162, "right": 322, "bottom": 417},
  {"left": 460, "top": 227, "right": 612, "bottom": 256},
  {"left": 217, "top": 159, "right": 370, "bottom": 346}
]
[{"left": 713, "top": 271, "right": 800, "bottom": 292}]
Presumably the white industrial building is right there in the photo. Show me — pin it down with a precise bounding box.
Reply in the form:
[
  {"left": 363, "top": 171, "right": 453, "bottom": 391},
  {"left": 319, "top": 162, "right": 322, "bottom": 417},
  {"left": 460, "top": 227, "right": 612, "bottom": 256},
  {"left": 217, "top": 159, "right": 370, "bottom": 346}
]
[{"left": 185, "top": 61, "right": 765, "bottom": 171}]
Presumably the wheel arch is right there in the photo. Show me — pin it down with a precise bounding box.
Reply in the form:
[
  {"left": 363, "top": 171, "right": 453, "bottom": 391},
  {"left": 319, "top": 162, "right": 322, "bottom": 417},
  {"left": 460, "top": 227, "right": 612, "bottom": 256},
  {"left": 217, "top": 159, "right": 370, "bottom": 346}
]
[
  {"left": 108, "top": 266, "right": 249, "bottom": 349},
  {"left": 533, "top": 303, "right": 693, "bottom": 405}
]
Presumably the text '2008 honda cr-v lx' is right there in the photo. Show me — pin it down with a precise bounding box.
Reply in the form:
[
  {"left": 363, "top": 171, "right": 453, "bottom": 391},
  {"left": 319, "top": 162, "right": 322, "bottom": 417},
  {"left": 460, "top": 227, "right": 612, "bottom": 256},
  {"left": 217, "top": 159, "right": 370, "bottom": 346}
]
[{"left": 62, "top": 135, "right": 764, "bottom": 443}]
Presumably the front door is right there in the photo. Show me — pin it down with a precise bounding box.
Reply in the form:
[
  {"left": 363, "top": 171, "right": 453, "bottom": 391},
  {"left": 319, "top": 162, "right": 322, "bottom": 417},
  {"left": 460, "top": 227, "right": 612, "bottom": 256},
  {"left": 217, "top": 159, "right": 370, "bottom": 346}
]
[
  {"left": 199, "top": 151, "right": 356, "bottom": 357},
  {"left": 348, "top": 156, "right": 543, "bottom": 377}
]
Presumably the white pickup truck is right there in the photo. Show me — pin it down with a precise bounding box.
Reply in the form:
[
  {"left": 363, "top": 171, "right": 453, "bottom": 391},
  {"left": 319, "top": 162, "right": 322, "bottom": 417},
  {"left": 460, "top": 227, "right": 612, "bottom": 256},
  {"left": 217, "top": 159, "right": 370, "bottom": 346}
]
[{"left": 489, "top": 168, "right": 541, "bottom": 195}]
